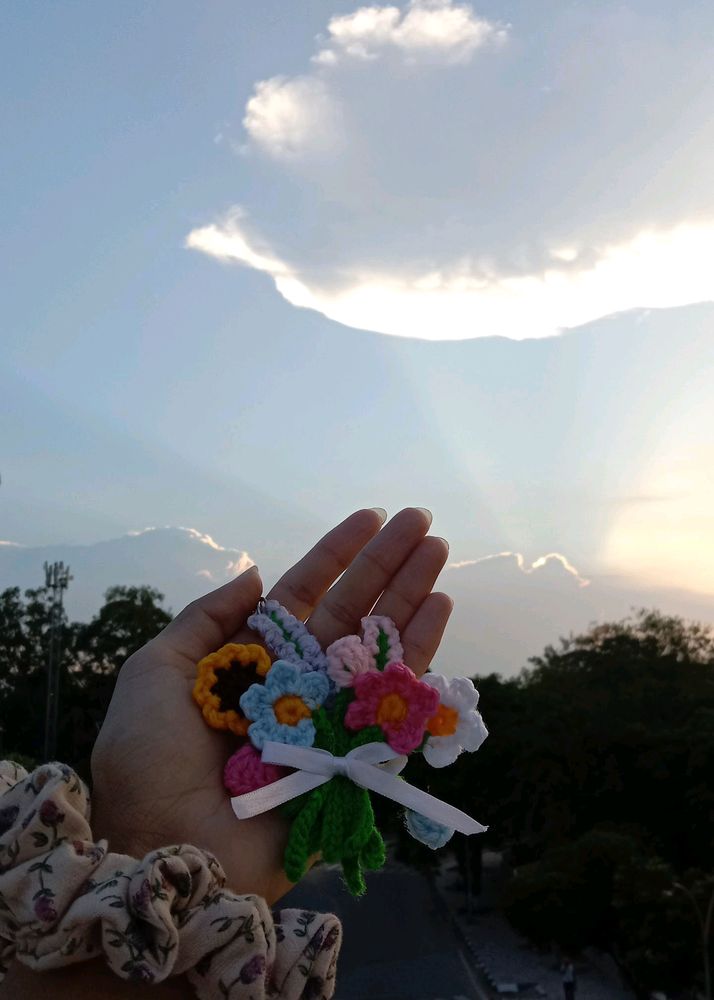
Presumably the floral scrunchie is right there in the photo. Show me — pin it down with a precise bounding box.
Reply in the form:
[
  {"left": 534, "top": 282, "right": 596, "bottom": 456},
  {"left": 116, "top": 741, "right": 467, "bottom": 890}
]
[{"left": 0, "top": 761, "right": 341, "bottom": 999}]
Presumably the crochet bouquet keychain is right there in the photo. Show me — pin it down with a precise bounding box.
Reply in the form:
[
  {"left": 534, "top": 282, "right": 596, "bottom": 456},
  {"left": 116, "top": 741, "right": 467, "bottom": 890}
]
[{"left": 193, "top": 599, "right": 488, "bottom": 895}]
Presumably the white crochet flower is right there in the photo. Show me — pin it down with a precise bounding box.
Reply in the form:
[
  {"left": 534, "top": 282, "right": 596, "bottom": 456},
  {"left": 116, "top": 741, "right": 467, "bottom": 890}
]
[{"left": 421, "top": 674, "right": 488, "bottom": 768}]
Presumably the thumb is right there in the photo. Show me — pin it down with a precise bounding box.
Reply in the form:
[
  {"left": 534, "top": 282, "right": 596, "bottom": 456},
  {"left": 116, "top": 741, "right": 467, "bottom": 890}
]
[{"left": 159, "top": 565, "right": 263, "bottom": 662}]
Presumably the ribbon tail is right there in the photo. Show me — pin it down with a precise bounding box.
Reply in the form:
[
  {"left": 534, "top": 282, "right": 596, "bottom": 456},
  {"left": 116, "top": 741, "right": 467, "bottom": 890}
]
[
  {"left": 231, "top": 769, "right": 328, "bottom": 819},
  {"left": 351, "top": 762, "right": 487, "bottom": 836}
]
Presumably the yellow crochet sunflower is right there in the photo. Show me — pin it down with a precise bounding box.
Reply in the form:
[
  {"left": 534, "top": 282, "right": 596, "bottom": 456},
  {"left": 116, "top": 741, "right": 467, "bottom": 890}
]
[{"left": 193, "top": 643, "right": 271, "bottom": 737}]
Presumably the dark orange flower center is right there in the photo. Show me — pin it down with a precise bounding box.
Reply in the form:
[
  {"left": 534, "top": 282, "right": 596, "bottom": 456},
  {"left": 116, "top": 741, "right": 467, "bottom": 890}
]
[
  {"left": 376, "top": 692, "right": 408, "bottom": 725},
  {"left": 427, "top": 703, "right": 459, "bottom": 737},
  {"left": 273, "top": 695, "right": 311, "bottom": 726}
]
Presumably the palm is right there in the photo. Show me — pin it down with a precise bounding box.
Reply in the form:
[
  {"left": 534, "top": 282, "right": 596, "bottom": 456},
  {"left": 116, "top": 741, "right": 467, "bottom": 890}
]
[{"left": 92, "top": 509, "right": 452, "bottom": 904}]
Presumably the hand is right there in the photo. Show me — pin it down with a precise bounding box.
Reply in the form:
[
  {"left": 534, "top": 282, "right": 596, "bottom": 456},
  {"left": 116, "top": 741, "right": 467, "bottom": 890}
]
[{"left": 91, "top": 508, "right": 452, "bottom": 904}]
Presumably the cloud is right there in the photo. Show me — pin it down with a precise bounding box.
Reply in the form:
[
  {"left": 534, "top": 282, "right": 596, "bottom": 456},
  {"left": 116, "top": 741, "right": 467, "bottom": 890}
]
[
  {"left": 1, "top": 526, "right": 711, "bottom": 679},
  {"left": 225, "top": 553, "right": 255, "bottom": 576},
  {"left": 0, "top": 527, "right": 256, "bottom": 620},
  {"left": 313, "top": 1, "right": 507, "bottom": 65},
  {"left": 449, "top": 551, "right": 590, "bottom": 588},
  {"left": 188, "top": 1, "right": 714, "bottom": 341},
  {"left": 243, "top": 76, "right": 344, "bottom": 159}
]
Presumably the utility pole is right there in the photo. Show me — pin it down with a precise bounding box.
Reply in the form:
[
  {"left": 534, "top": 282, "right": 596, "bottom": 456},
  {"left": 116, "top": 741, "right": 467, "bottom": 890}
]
[{"left": 43, "top": 561, "right": 71, "bottom": 761}]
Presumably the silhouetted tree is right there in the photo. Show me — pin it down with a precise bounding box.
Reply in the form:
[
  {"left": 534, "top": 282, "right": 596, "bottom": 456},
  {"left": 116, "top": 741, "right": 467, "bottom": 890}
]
[{"left": 0, "top": 584, "right": 171, "bottom": 777}]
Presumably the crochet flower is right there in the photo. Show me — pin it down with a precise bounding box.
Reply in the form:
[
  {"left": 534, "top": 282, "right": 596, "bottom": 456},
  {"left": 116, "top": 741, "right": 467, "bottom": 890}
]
[
  {"left": 404, "top": 809, "right": 455, "bottom": 850},
  {"left": 193, "top": 643, "right": 272, "bottom": 737},
  {"left": 223, "top": 743, "right": 287, "bottom": 796},
  {"left": 421, "top": 674, "right": 488, "bottom": 768},
  {"left": 344, "top": 662, "right": 439, "bottom": 754},
  {"left": 240, "top": 660, "right": 330, "bottom": 750},
  {"left": 326, "top": 615, "right": 404, "bottom": 688},
  {"left": 325, "top": 635, "right": 374, "bottom": 688},
  {"left": 361, "top": 615, "right": 403, "bottom": 668}
]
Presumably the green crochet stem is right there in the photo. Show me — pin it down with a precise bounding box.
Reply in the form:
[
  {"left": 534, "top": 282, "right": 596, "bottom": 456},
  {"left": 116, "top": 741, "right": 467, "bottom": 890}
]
[
  {"left": 375, "top": 627, "right": 391, "bottom": 670},
  {"left": 282, "top": 693, "right": 387, "bottom": 895}
]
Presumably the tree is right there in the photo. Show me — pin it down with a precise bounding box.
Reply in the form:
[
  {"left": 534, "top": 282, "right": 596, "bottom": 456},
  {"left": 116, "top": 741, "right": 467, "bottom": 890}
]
[
  {"left": 0, "top": 584, "right": 171, "bottom": 777},
  {"left": 467, "top": 610, "right": 714, "bottom": 995},
  {"left": 0, "top": 585, "right": 72, "bottom": 762}
]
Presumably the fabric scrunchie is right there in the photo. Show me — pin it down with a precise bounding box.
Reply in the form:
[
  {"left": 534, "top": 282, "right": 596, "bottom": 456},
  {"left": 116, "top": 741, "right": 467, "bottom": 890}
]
[{"left": 0, "top": 762, "right": 341, "bottom": 999}]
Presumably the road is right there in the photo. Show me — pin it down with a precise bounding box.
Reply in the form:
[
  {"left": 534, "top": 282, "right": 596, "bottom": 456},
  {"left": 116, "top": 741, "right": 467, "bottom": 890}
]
[{"left": 281, "top": 861, "right": 490, "bottom": 1000}]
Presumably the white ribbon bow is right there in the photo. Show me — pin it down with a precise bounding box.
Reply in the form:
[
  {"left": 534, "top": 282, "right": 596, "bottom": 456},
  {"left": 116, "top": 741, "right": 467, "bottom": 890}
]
[{"left": 231, "top": 741, "right": 487, "bottom": 835}]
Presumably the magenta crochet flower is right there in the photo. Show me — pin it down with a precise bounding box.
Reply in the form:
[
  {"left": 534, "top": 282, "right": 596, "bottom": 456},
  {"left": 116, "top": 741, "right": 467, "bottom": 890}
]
[
  {"left": 223, "top": 744, "right": 287, "bottom": 796},
  {"left": 344, "top": 662, "right": 439, "bottom": 754}
]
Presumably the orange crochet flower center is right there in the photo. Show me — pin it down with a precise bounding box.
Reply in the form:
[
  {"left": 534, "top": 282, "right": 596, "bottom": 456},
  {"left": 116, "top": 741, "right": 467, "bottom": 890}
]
[
  {"left": 273, "top": 695, "right": 312, "bottom": 726},
  {"left": 376, "top": 692, "right": 409, "bottom": 725},
  {"left": 427, "top": 703, "right": 459, "bottom": 737}
]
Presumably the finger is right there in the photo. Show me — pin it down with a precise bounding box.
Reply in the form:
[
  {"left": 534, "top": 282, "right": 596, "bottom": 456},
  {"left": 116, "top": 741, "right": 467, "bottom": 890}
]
[
  {"left": 371, "top": 535, "right": 449, "bottom": 633},
  {"left": 159, "top": 565, "right": 263, "bottom": 662},
  {"left": 267, "top": 508, "right": 387, "bottom": 619},
  {"left": 400, "top": 591, "right": 454, "bottom": 677},
  {"left": 307, "top": 507, "right": 432, "bottom": 648}
]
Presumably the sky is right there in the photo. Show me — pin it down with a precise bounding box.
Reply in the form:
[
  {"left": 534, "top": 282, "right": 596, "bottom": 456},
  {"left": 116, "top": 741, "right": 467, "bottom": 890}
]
[{"left": 2, "top": 1, "right": 713, "bottom": 674}]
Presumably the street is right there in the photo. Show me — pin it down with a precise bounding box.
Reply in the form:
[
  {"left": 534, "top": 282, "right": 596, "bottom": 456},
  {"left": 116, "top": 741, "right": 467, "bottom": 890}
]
[{"left": 282, "top": 861, "right": 489, "bottom": 1000}]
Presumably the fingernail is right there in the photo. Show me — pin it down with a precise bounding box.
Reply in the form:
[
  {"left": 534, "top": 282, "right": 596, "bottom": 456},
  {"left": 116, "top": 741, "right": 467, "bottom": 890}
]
[
  {"left": 416, "top": 507, "right": 433, "bottom": 525},
  {"left": 369, "top": 507, "right": 388, "bottom": 524},
  {"left": 240, "top": 564, "right": 259, "bottom": 576},
  {"left": 435, "top": 536, "right": 449, "bottom": 551}
]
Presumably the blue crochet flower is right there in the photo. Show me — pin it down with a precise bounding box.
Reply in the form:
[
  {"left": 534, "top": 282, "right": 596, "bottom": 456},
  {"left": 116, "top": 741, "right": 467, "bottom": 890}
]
[
  {"left": 240, "top": 660, "right": 330, "bottom": 750},
  {"left": 404, "top": 809, "right": 455, "bottom": 850}
]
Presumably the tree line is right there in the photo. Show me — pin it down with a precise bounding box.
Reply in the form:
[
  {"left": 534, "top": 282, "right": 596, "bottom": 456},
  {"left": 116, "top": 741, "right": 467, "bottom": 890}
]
[{"left": 1, "top": 584, "right": 712, "bottom": 996}]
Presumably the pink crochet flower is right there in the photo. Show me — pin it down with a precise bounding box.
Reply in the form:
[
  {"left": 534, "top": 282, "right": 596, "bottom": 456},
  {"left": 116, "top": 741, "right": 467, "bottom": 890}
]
[
  {"left": 326, "top": 634, "right": 375, "bottom": 688},
  {"left": 344, "top": 662, "right": 440, "bottom": 754},
  {"left": 223, "top": 743, "right": 287, "bottom": 796}
]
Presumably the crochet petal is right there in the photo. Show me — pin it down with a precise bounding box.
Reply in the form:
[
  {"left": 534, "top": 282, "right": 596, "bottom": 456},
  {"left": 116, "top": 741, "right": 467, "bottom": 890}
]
[
  {"left": 361, "top": 616, "right": 403, "bottom": 668},
  {"left": 326, "top": 635, "right": 373, "bottom": 688},
  {"left": 297, "top": 670, "right": 330, "bottom": 708},
  {"left": 422, "top": 673, "right": 449, "bottom": 699},
  {"left": 404, "top": 809, "right": 454, "bottom": 849},
  {"left": 240, "top": 683, "right": 272, "bottom": 720},
  {"left": 423, "top": 735, "right": 461, "bottom": 768},
  {"left": 449, "top": 676, "right": 480, "bottom": 710},
  {"left": 410, "top": 680, "right": 440, "bottom": 714},
  {"left": 275, "top": 718, "right": 316, "bottom": 747},
  {"left": 351, "top": 667, "right": 386, "bottom": 699},
  {"left": 383, "top": 722, "right": 424, "bottom": 756},
  {"left": 459, "top": 711, "right": 489, "bottom": 752},
  {"left": 266, "top": 660, "right": 301, "bottom": 693},
  {"left": 344, "top": 699, "right": 377, "bottom": 731}
]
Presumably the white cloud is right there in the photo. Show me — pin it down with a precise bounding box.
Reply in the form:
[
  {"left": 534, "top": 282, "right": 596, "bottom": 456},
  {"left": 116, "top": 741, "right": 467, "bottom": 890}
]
[
  {"left": 187, "top": 217, "right": 714, "bottom": 340},
  {"left": 189, "top": 2, "right": 714, "bottom": 341},
  {"left": 449, "top": 551, "right": 591, "bottom": 588},
  {"left": 242, "top": 76, "right": 343, "bottom": 159},
  {"left": 315, "top": 0, "right": 506, "bottom": 64},
  {"left": 225, "top": 554, "right": 255, "bottom": 576},
  {"left": 126, "top": 526, "right": 254, "bottom": 577}
]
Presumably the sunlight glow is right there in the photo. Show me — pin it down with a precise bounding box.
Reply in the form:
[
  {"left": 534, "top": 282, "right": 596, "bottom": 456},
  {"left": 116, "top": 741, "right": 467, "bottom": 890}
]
[
  {"left": 187, "top": 216, "right": 714, "bottom": 341},
  {"left": 602, "top": 445, "right": 714, "bottom": 596}
]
